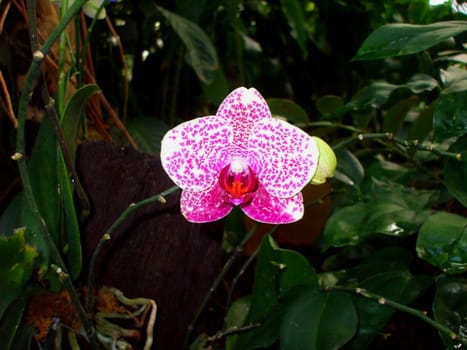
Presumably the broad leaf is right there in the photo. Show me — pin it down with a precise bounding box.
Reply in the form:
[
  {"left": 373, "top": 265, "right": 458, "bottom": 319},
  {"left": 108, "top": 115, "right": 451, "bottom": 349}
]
[
  {"left": 353, "top": 21, "right": 467, "bottom": 61},
  {"left": 157, "top": 5, "right": 218, "bottom": 84},
  {"left": 416, "top": 212, "right": 467, "bottom": 274},
  {"left": 334, "top": 148, "right": 364, "bottom": 187},
  {"left": 280, "top": 289, "right": 357, "bottom": 350},
  {"left": 444, "top": 135, "right": 467, "bottom": 207},
  {"left": 226, "top": 296, "right": 251, "bottom": 350}
]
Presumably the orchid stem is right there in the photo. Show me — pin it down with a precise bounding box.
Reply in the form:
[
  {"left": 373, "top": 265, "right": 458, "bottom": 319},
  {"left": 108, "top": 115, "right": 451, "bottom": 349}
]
[
  {"left": 86, "top": 185, "right": 179, "bottom": 319},
  {"left": 333, "top": 132, "right": 462, "bottom": 160},
  {"left": 185, "top": 222, "right": 260, "bottom": 348},
  {"left": 334, "top": 286, "right": 459, "bottom": 342}
]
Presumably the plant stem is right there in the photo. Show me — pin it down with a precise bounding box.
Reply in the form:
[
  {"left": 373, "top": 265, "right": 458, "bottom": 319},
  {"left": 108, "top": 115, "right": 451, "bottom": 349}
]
[
  {"left": 334, "top": 286, "right": 458, "bottom": 341},
  {"left": 18, "top": 0, "right": 96, "bottom": 345},
  {"left": 333, "top": 132, "right": 462, "bottom": 160},
  {"left": 184, "top": 222, "right": 260, "bottom": 348},
  {"left": 86, "top": 185, "right": 179, "bottom": 316}
]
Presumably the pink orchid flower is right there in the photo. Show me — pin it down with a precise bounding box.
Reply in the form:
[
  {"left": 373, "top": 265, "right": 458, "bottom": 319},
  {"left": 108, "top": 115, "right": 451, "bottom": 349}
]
[{"left": 160, "top": 87, "right": 319, "bottom": 224}]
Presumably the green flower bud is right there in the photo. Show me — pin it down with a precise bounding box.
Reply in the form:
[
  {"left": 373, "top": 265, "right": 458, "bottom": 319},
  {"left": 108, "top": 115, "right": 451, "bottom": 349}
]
[{"left": 311, "top": 136, "right": 336, "bottom": 184}]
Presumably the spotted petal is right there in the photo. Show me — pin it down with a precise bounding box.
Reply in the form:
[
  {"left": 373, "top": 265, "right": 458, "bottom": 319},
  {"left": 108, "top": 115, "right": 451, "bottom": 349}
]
[
  {"left": 217, "top": 87, "right": 271, "bottom": 157},
  {"left": 181, "top": 183, "right": 233, "bottom": 223},
  {"left": 161, "top": 116, "right": 232, "bottom": 192},
  {"left": 241, "top": 184, "right": 304, "bottom": 224},
  {"left": 247, "top": 118, "right": 319, "bottom": 198}
]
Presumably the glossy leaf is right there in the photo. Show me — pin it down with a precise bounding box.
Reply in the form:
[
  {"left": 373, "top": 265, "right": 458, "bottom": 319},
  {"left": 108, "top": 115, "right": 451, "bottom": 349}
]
[
  {"left": 62, "top": 84, "right": 101, "bottom": 162},
  {"left": 353, "top": 21, "right": 467, "bottom": 61},
  {"left": 125, "top": 117, "right": 170, "bottom": 155},
  {"left": 157, "top": 5, "right": 218, "bottom": 84},
  {"left": 280, "top": 289, "right": 357, "bottom": 350},
  {"left": 416, "top": 212, "right": 467, "bottom": 274},
  {"left": 433, "top": 88, "right": 467, "bottom": 141},
  {"left": 324, "top": 179, "right": 437, "bottom": 247},
  {"left": 0, "top": 228, "right": 37, "bottom": 320},
  {"left": 334, "top": 148, "right": 364, "bottom": 187},
  {"left": 267, "top": 98, "right": 309, "bottom": 125},
  {"left": 444, "top": 135, "right": 467, "bottom": 207},
  {"left": 433, "top": 276, "right": 467, "bottom": 349}
]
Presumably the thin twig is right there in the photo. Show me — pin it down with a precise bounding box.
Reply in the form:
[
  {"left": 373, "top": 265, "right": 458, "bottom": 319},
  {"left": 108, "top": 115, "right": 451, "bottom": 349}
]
[
  {"left": 334, "top": 286, "right": 459, "bottom": 342},
  {"left": 86, "top": 185, "right": 179, "bottom": 319}
]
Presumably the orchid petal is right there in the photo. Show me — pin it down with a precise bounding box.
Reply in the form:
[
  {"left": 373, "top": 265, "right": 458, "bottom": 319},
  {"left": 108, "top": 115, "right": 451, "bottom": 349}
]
[
  {"left": 181, "top": 183, "right": 233, "bottom": 223},
  {"left": 242, "top": 184, "right": 304, "bottom": 224},
  {"left": 161, "top": 116, "right": 232, "bottom": 191},
  {"left": 247, "top": 118, "right": 319, "bottom": 198},
  {"left": 217, "top": 87, "right": 271, "bottom": 156}
]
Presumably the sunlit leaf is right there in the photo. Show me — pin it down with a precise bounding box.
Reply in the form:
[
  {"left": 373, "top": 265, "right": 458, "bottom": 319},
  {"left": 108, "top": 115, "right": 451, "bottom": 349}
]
[
  {"left": 444, "top": 135, "right": 467, "bottom": 207},
  {"left": 0, "top": 228, "right": 37, "bottom": 320},
  {"left": 416, "top": 212, "right": 467, "bottom": 274},
  {"left": 280, "top": 289, "right": 357, "bottom": 350},
  {"left": 353, "top": 21, "right": 467, "bottom": 61},
  {"left": 157, "top": 5, "right": 218, "bottom": 84}
]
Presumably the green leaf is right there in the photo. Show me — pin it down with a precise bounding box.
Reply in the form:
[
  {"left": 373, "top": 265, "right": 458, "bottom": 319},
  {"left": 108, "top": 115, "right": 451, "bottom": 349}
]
[
  {"left": 323, "top": 179, "right": 437, "bottom": 247},
  {"left": 157, "top": 5, "right": 218, "bottom": 84},
  {"left": 58, "top": 155, "right": 82, "bottom": 279},
  {"left": 267, "top": 98, "right": 309, "bottom": 124},
  {"left": 125, "top": 117, "right": 170, "bottom": 155},
  {"left": 20, "top": 118, "right": 59, "bottom": 261},
  {"left": 433, "top": 89, "right": 467, "bottom": 142},
  {"left": 353, "top": 21, "right": 467, "bottom": 61},
  {"left": 383, "top": 96, "right": 418, "bottom": 133},
  {"left": 433, "top": 276, "right": 467, "bottom": 349},
  {"left": 280, "top": 289, "right": 357, "bottom": 350},
  {"left": 315, "top": 95, "right": 346, "bottom": 119},
  {"left": 349, "top": 74, "right": 438, "bottom": 110},
  {"left": 234, "top": 235, "right": 318, "bottom": 349},
  {"left": 416, "top": 212, "right": 467, "bottom": 274},
  {"left": 226, "top": 296, "right": 251, "bottom": 350},
  {"left": 62, "top": 84, "right": 101, "bottom": 162},
  {"left": 334, "top": 148, "right": 364, "bottom": 187},
  {"left": 444, "top": 135, "right": 467, "bottom": 207},
  {"left": 280, "top": 0, "right": 307, "bottom": 58},
  {"left": 0, "top": 228, "right": 37, "bottom": 320},
  {"left": 0, "top": 296, "right": 29, "bottom": 350}
]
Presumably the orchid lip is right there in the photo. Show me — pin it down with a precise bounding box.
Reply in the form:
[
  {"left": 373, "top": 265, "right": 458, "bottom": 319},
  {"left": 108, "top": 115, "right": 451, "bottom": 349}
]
[{"left": 219, "top": 158, "right": 258, "bottom": 205}]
